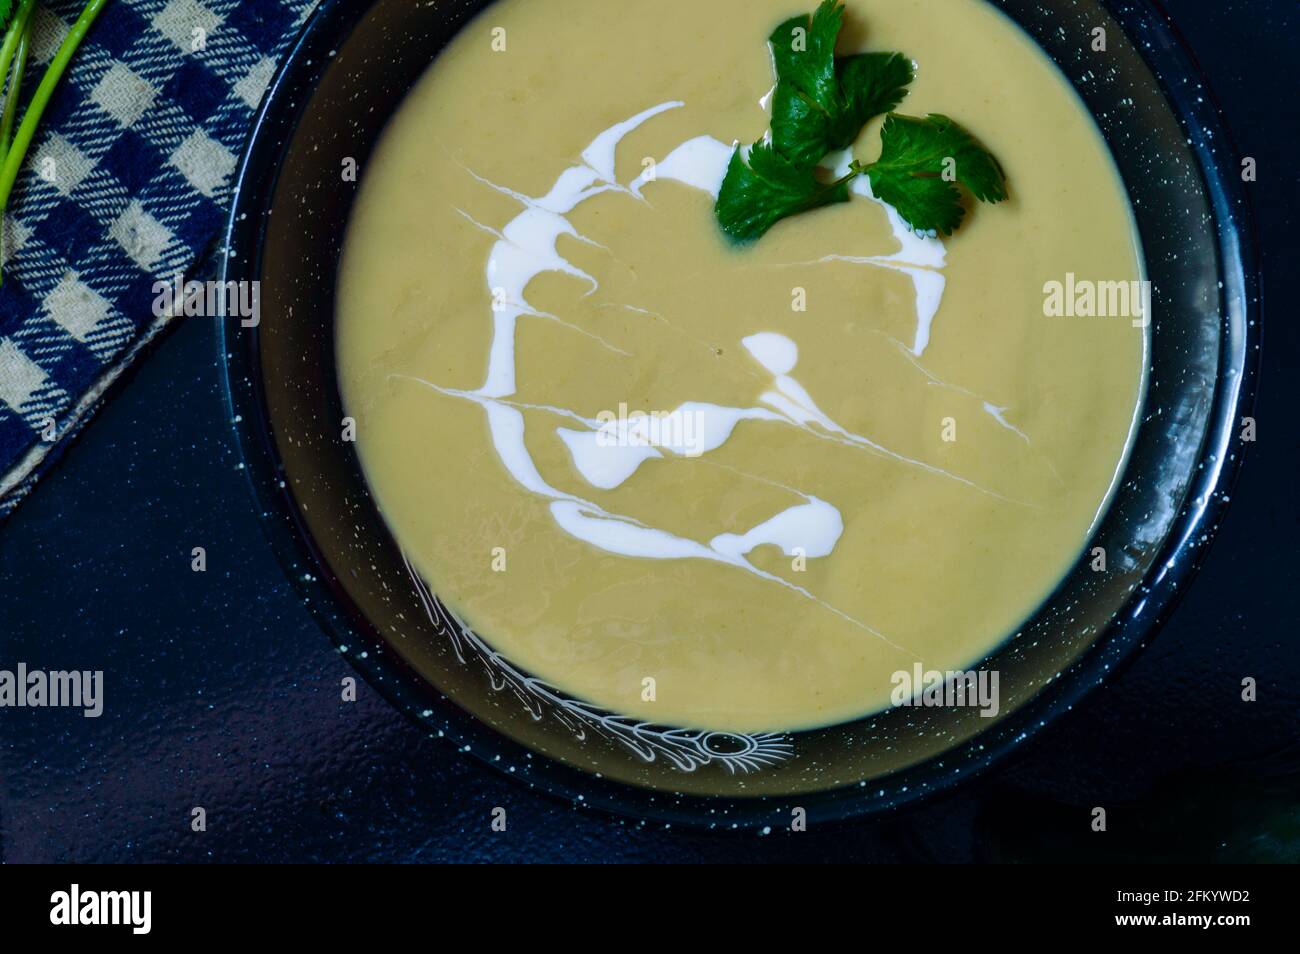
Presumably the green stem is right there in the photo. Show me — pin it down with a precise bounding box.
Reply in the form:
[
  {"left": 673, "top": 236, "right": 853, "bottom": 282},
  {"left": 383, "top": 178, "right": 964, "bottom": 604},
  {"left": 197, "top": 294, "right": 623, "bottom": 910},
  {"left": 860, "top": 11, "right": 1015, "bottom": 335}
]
[
  {"left": 0, "top": 6, "right": 34, "bottom": 155},
  {"left": 0, "top": 0, "right": 38, "bottom": 283},
  {"left": 0, "top": 0, "right": 38, "bottom": 107},
  {"left": 0, "top": 0, "right": 110, "bottom": 213}
]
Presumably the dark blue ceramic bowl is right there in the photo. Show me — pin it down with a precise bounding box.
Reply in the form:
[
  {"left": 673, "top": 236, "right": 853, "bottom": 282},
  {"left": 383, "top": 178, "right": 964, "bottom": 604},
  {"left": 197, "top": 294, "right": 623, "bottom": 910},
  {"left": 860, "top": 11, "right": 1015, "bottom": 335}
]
[{"left": 219, "top": 0, "right": 1259, "bottom": 827}]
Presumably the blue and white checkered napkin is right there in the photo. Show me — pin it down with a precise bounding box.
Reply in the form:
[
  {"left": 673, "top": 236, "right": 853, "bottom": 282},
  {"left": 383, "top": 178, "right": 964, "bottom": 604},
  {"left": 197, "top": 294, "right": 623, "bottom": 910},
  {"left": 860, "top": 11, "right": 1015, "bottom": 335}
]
[{"left": 0, "top": 0, "right": 317, "bottom": 516}]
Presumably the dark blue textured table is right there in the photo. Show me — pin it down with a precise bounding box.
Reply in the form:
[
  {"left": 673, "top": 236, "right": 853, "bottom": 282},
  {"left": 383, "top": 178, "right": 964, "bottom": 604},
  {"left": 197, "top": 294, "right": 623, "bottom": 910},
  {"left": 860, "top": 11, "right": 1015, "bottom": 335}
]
[{"left": 2, "top": 0, "right": 1297, "bottom": 862}]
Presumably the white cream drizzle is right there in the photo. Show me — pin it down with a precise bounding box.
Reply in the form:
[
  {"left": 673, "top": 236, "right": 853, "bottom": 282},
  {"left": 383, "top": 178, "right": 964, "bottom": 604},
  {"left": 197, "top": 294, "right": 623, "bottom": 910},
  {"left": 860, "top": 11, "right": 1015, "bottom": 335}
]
[{"left": 406, "top": 101, "right": 1033, "bottom": 649}]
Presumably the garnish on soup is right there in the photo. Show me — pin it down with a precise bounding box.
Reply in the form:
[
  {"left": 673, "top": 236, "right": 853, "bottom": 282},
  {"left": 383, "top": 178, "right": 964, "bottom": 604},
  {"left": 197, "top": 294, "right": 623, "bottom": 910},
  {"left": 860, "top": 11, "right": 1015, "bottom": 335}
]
[{"left": 717, "top": 0, "right": 1007, "bottom": 243}]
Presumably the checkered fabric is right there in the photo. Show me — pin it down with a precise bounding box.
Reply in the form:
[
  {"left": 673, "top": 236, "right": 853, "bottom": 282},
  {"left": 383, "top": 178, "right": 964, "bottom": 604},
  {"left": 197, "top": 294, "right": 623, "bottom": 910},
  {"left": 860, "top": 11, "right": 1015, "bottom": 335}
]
[{"left": 0, "top": 0, "right": 318, "bottom": 516}]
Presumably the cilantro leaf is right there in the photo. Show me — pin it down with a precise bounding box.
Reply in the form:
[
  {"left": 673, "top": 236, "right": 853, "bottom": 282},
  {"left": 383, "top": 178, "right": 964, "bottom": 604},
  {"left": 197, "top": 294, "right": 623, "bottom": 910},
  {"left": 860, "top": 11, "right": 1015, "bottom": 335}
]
[
  {"left": 768, "top": 2, "right": 842, "bottom": 109},
  {"left": 770, "top": 52, "right": 914, "bottom": 167},
  {"left": 713, "top": 4, "right": 1006, "bottom": 246},
  {"left": 860, "top": 113, "right": 1008, "bottom": 235},
  {"left": 768, "top": 2, "right": 914, "bottom": 166},
  {"left": 835, "top": 52, "right": 914, "bottom": 140},
  {"left": 769, "top": 83, "right": 834, "bottom": 168},
  {"left": 716, "top": 139, "right": 855, "bottom": 244}
]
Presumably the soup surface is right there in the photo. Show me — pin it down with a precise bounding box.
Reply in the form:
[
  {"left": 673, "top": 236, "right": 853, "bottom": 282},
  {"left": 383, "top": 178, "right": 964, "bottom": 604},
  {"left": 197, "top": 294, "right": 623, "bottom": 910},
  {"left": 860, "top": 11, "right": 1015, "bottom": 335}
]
[{"left": 337, "top": 0, "right": 1145, "bottom": 733}]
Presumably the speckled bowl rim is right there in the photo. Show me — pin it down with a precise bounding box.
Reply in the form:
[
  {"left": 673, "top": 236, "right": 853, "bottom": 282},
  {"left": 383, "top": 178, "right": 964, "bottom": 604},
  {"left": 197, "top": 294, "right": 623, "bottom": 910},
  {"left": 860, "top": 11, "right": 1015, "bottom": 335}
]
[{"left": 218, "top": 0, "right": 1261, "bottom": 829}]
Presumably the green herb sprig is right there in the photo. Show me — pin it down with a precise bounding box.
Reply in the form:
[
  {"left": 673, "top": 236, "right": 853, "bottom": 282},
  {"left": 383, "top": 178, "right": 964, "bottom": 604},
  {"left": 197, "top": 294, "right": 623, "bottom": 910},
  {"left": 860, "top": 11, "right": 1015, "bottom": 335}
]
[
  {"left": 0, "top": 0, "right": 111, "bottom": 282},
  {"left": 716, "top": 0, "right": 1007, "bottom": 245}
]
